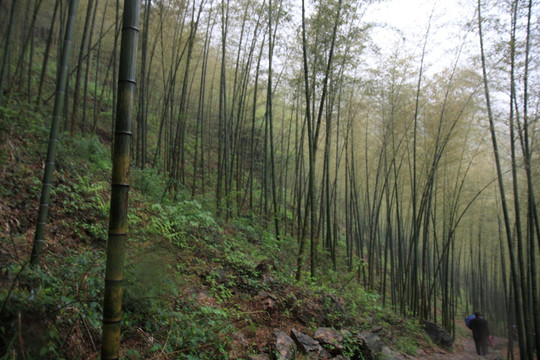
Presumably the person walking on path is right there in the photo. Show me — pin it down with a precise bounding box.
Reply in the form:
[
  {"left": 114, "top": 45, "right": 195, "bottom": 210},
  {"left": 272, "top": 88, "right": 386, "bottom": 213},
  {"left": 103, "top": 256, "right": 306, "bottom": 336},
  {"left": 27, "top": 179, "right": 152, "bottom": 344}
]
[
  {"left": 468, "top": 312, "right": 490, "bottom": 355},
  {"left": 465, "top": 313, "right": 476, "bottom": 327}
]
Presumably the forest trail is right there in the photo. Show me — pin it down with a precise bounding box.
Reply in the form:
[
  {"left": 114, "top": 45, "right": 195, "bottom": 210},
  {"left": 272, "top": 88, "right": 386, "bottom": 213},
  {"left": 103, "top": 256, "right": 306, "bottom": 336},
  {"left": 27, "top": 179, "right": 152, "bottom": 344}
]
[{"left": 416, "top": 336, "right": 506, "bottom": 360}]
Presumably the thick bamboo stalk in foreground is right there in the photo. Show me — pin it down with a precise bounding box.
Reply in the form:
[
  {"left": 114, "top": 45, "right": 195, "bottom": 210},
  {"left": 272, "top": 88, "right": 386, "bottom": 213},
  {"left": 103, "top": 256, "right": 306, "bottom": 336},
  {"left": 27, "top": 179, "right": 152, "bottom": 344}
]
[{"left": 101, "top": 0, "right": 140, "bottom": 358}]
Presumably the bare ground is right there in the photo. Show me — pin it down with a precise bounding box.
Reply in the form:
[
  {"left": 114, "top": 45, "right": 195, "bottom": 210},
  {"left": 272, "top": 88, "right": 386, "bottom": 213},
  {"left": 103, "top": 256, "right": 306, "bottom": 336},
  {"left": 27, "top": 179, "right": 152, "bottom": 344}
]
[{"left": 416, "top": 336, "right": 507, "bottom": 360}]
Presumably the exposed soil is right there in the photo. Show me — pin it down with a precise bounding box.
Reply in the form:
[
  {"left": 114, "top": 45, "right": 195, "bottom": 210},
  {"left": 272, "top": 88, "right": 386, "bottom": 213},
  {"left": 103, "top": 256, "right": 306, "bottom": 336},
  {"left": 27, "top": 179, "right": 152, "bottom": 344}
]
[{"left": 416, "top": 336, "right": 506, "bottom": 360}]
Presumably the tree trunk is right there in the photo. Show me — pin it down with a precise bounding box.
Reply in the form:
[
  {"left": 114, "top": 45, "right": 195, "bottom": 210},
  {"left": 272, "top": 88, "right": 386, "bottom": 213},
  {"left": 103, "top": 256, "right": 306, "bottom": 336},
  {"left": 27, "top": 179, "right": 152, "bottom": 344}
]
[
  {"left": 30, "top": 0, "right": 80, "bottom": 265},
  {"left": 477, "top": 1, "right": 526, "bottom": 356},
  {"left": 70, "top": 0, "right": 94, "bottom": 135},
  {"left": 36, "top": 0, "right": 60, "bottom": 106},
  {"left": 100, "top": 0, "right": 140, "bottom": 357}
]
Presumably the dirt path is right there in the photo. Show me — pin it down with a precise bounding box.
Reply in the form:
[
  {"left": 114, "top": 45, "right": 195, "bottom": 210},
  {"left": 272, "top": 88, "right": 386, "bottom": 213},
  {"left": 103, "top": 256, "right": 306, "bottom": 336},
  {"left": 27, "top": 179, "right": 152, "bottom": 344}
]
[{"left": 416, "top": 337, "right": 505, "bottom": 360}]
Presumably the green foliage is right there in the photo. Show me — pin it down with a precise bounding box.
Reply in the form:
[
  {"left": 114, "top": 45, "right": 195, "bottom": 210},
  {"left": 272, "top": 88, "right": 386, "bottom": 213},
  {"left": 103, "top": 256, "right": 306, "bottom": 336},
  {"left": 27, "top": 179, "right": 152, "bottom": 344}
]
[
  {"left": 150, "top": 303, "right": 232, "bottom": 359},
  {"left": 0, "top": 103, "right": 48, "bottom": 146},
  {"left": 148, "top": 201, "right": 217, "bottom": 246},
  {"left": 394, "top": 335, "right": 418, "bottom": 356},
  {"left": 0, "top": 105, "right": 21, "bottom": 129},
  {"left": 122, "top": 260, "right": 234, "bottom": 360},
  {"left": 56, "top": 135, "right": 111, "bottom": 174},
  {"left": 51, "top": 175, "right": 109, "bottom": 243},
  {"left": 341, "top": 331, "right": 365, "bottom": 360},
  {"left": 0, "top": 251, "right": 104, "bottom": 359},
  {"left": 229, "top": 216, "right": 262, "bottom": 244},
  {"left": 226, "top": 216, "right": 297, "bottom": 278},
  {"left": 205, "top": 272, "right": 233, "bottom": 302},
  {"left": 131, "top": 167, "right": 166, "bottom": 201},
  {"left": 122, "top": 249, "right": 178, "bottom": 313}
]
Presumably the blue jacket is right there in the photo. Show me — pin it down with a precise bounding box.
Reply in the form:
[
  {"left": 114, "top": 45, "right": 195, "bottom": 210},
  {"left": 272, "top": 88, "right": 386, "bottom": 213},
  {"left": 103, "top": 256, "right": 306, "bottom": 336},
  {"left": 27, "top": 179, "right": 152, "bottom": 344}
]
[{"left": 465, "top": 314, "right": 475, "bottom": 327}]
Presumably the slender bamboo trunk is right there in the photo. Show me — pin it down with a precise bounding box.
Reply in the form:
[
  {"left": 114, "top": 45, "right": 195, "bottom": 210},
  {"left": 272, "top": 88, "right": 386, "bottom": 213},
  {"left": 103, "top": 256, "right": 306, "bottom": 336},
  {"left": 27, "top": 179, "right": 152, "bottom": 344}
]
[
  {"left": 247, "top": 36, "right": 264, "bottom": 211},
  {"left": 30, "top": 0, "right": 79, "bottom": 265},
  {"left": 110, "top": 0, "right": 120, "bottom": 156},
  {"left": 518, "top": 1, "right": 540, "bottom": 354},
  {"left": 36, "top": 0, "right": 60, "bottom": 106},
  {"left": 216, "top": 0, "right": 229, "bottom": 217},
  {"left": 0, "top": 0, "right": 18, "bottom": 103},
  {"left": 70, "top": 0, "right": 94, "bottom": 135},
  {"left": 267, "top": 0, "right": 280, "bottom": 240},
  {"left": 296, "top": 0, "right": 315, "bottom": 281},
  {"left": 477, "top": 1, "right": 526, "bottom": 356},
  {"left": 82, "top": 0, "right": 98, "bottom": 134},
  {"left": 508, "top": 2, "right": 533, "bottom": 355},
  {"left": 192, "top": 3, "right": 215, "bottom": 196}
]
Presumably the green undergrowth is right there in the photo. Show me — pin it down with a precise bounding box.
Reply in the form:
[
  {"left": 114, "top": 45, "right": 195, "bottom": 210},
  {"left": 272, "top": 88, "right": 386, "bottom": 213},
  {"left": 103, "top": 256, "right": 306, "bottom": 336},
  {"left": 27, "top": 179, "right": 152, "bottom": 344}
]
[
  {"left": 0, "top": 251, "right": 105, "bottom": 359},
  {"left": 0, "top": 101, "right": 428, "bottom": 359}
]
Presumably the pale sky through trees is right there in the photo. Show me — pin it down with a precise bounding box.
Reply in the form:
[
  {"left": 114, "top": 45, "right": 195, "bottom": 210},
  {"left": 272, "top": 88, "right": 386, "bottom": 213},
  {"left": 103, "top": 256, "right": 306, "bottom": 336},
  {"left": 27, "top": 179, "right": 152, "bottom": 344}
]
[
  {"left": 281, "top": 0, "right": 478, "bottom": 84},
  {"left": 364, "top": 0, "right": 477, "bottom": 74}
]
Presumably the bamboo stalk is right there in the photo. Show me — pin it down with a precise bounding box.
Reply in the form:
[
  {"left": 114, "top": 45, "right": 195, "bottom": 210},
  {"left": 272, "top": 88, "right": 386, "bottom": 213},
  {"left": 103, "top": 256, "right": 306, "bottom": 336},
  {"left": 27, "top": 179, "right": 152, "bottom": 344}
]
[{"left": 100, "top": 0, "right": 140, "bottom": 358}]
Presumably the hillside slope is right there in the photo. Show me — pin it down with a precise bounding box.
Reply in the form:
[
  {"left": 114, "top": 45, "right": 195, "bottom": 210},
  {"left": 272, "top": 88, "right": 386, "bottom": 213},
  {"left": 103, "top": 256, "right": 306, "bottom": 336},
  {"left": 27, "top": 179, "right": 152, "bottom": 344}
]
[{"left": 1, "top": 102, "right": 470, "bottom": 359}]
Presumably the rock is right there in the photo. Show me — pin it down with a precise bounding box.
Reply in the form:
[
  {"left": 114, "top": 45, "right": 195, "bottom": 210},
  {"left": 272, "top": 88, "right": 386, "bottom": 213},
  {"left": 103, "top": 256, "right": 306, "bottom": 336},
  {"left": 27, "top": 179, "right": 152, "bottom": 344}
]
[
  {"left": 248, "top": 355, "right": 271, "bottom": 360},
  {"left": 231, "top": 331, "right": 248, "bottom": 347},
  {"left": 259, "top": 291, "right": 279, "bottom": 312},
  {"left": 321, "top": 294, "right": 345, "bottom": 313},
  {"left": 236, "top": 275, "right": 258, "bottom": 295},
  {"left": 291, "top": 328, "right": 323, "bottom": 355},
  {"left": 256, "top": 260, "right": 274, "bottom": 276},
  {"left": 416, "top": 349, "right": 428, "bottom": 356},
  {"left": 314, "top": 327, "right": 344, "bottom": 355},
  {"left": 185, "top": 287, "right": 216, "bottom": 307},
  {"left": 380, "top": 346, "right": 405, "bottom": 360},
  {"left": 216, "top": 268, "right": 227, "bottom": 283},
  {"left": 318, "top": 348, "right": 333, "bottom": 359},
  {"left": 261, "top": 273, "right": 276, "bottom": 285},
  {"left": 293, "top": 295, "right": 346, "bottom": 328},
  {"left": 269, "top": 329, "right": 297, "bottom": 360},
  {"left": 294, "top": 307, "right": 317, "bottom": 326},
  {"left": 356, "top": 332, "right": 384, "bottom": 360},
  {"left": 372, "top": 326, "right": 383, "bottom": 333},
  {"left": 320, "top": 294, "right": 346, "bottom": 326},
  {"left": 228, "top": 331, "right": 250, "bottom": 358},
  {"left": 423, "top": 321, "right": 454, "bottom": 349}
]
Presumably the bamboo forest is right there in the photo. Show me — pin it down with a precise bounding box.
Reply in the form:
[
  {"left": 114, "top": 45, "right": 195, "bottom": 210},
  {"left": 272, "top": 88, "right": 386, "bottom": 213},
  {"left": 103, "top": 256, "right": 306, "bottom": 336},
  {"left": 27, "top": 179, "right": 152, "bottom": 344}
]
[{"left": 0, "top": 0, "right": 539, "bottom": 358}]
